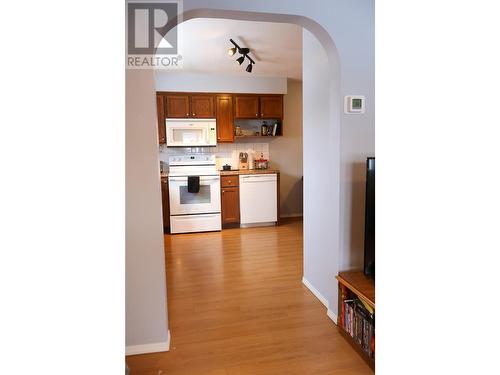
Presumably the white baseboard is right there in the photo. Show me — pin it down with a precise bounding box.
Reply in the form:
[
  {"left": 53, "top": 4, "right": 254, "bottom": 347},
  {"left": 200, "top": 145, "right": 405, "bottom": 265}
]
[
  {"left": 302, "top": 277, "right": 328, "bottom": 308},
  {"left": 280, "top": 213, "right": 303, "bottom": 218},
  {"left": 302, "top": 278, "right": 338, "bottom": 326},
  {"left": 126, "top": 330, "right": 171, "bottom": 356},
  {"left": 327, "top": 308, "right": 338, "bottom": 325}
]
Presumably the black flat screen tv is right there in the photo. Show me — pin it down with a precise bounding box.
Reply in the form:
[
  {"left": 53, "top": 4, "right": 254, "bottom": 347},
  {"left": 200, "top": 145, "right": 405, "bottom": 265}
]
[{"left": 364, "top": 157, "right": 375, "bottom": 278}]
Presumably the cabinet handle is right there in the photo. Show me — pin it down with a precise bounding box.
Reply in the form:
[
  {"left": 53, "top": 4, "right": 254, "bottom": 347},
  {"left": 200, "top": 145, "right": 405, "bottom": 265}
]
[
  {"left": 255, "top": 113, "right": 258, "bottom": 116},
  {"left": 222, "top": 190, "right": 225, "bottom": 193},
  {"left": 186, "top": 113, "right": 189, "bottom": 116},
  {"left": 193, "top": 113, "right": 196, "bottom": 116}
]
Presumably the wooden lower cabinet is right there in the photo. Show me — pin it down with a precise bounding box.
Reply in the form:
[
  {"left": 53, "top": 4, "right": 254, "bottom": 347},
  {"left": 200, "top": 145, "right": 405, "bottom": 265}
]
[
  {"left": 221, "top": 186, "right": 240, "bottom": 225},
  {"left": 161, "top": 177, "right": 170, "bottom": 233}
]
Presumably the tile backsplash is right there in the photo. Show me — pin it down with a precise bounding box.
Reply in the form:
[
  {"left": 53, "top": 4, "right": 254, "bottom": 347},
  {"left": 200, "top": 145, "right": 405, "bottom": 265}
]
[{"left": 159, "top": 143, "right": 270, "bottom": 170}]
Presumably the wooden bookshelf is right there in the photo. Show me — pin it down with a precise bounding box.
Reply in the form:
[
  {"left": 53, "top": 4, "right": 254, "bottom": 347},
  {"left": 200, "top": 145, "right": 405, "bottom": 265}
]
[{"left": 336, "top": 271, "right": 375, "bottom": 371}]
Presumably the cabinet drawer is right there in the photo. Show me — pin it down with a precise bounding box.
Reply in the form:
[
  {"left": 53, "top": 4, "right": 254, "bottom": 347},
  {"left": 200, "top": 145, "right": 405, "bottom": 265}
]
[{"left": 221, "top": 175, "right": 239, "bottom": 187}]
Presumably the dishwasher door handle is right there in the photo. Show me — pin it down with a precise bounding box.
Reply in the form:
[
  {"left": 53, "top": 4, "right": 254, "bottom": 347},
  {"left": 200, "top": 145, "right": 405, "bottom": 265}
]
[{"left": 240, "top": 175, "right": 277, "bottom": 183}]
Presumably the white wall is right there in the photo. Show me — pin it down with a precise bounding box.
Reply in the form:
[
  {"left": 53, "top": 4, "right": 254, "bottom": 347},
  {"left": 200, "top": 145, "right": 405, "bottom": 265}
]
[
  {"left": 155, "top": 71, "right": 287, "bottom": 93},
  {"left": 302, "top": 29, "right": 340, "bottom": 316},
  {"left": 339, "top": 0, "right": 376, "bottom": 270},
  {"left": 270, "top": 79, "right": 303, "bottom": 217},
  {"left": 126, "top": 70, "right": 169, "bottom": 350}
]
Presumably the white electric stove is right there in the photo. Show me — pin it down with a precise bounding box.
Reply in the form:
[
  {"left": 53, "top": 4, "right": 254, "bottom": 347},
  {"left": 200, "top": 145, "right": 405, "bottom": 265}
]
[{"left": 168, "top": 154, "right": 221, "bottom": 234}]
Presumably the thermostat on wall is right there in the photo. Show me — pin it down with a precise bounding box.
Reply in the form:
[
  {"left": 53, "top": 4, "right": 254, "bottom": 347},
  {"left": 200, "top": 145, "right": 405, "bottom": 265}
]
[{"left": 344, "top": 95, "right": 365, "bottom": 114}]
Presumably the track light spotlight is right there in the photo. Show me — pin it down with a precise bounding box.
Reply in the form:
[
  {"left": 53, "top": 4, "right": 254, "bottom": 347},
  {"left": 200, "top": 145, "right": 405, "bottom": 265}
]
[
  {"left": 228, "top": 38, "right": 255, "bottom": 73},
  {"left": 236, "top": 56, "right": 245, "bottom": 65}
]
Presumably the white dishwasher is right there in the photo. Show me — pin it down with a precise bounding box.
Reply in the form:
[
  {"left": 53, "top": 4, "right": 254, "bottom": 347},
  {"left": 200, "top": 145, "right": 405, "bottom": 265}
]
[{"left": 239, "top": 174, "right": 278, "bottom": 225}]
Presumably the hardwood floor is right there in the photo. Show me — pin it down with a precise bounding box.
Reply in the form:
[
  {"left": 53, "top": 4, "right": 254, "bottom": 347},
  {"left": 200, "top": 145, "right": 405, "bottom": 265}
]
[{"left": 126, "top": 219, "right": 373, "bottom": 374}]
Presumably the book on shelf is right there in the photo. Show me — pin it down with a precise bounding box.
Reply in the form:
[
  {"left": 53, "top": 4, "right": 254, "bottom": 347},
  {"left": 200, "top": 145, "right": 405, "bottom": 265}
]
[{"left": 342, "top": 296, "right": 375, "bottom": 358}]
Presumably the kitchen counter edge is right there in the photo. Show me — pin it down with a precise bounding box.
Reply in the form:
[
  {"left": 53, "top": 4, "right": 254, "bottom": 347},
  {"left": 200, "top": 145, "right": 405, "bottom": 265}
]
[
  {"left": 161, "top": 169, "right": 279, "bottom": 178},
  {"left": 220, "top": 169, "right": 279, "bottom": 176}
]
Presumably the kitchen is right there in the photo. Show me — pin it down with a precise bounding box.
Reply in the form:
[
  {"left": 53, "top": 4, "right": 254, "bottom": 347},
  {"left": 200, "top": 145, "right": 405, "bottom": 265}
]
[
  {"left": 155, "top": 19, "right": 303, "bottom": 235},
  {"left": 158, "top": 92, "right": 287, "bottom": 234}
]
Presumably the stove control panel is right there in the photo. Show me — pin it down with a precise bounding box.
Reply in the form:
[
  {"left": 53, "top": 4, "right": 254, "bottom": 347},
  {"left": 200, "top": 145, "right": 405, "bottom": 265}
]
[{"left": 169, "top": 154, "right": 216, "bottom": 166}]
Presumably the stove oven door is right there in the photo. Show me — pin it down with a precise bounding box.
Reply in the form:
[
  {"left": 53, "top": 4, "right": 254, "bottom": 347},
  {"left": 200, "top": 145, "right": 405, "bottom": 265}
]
[{"left": 168, "top": 175, "right": 221, "bottom": 215}]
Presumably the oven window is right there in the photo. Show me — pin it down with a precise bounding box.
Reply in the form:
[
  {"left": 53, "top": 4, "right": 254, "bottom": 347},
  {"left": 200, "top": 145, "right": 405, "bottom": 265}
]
[
  {"left": 179, "top": 185, "right": 211, "bottom": 204},
  {"left": 172, "top": 129, "right": 205, "bottom": 144}
]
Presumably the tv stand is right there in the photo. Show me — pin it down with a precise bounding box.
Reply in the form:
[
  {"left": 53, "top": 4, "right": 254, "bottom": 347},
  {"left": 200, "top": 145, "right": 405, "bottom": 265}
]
[{"left": 336, "top": 271, "right": 375, "bottom": 370}]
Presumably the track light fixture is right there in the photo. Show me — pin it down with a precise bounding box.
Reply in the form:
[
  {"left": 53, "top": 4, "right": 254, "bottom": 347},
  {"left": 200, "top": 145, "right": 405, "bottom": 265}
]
[
  {"left": 236, "top": 56, "right": 245, "bottom": 65},
  {"left": 228, "top": 38, "right": 256, "bottom": 73}
]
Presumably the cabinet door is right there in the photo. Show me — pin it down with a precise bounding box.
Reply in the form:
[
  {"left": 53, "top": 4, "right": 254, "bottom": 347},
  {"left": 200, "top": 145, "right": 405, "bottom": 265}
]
[
  {"left": 166, "top": 95, "right": 190, "bottom": 118},
  {"left": 156, "top": 94, "right": 166, "bottom": 144},
  {"left": 161, "top": 178, "right": 170, "bottom": 232},
  {"left": 216, "top": 95, "right": 234, "bottom": 142},
  {"left": 234, "top": 96, "right": 259, "bottom": 118},
  {"left": 221, "top": 187, "right": 240, "bottom": 224},
  {"left": 191, "top": 95, "right": 215, "bottom": 118},
  {"left": 260, "top": 95, "right": 283, "bottom": 118}
]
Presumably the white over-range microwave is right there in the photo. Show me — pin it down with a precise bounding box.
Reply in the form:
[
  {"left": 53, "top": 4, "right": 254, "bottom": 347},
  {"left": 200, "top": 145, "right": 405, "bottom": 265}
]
[{"left": 165, "top": 118, "right": 217, "bottom": 147}]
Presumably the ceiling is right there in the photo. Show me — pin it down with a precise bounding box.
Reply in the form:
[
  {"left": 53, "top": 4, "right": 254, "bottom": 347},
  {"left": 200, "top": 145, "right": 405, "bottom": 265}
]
[{"left": 174, "top": 18, "right": 303, "bottom": 80}]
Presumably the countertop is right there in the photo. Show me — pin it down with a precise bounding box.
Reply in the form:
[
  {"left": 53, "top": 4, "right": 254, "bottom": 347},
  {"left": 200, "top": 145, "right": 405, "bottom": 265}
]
[
  {"left": 160, "top": 169, "right": 279, "bottom": 178},
  {"left": 219, "top": 169, "right": 279, "bottom": 176}
]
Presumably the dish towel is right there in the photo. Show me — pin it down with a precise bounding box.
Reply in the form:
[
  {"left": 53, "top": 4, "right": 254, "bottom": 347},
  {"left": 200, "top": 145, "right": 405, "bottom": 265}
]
[{"left": 187, "top": 176, "right": 200, "bottom": 193}]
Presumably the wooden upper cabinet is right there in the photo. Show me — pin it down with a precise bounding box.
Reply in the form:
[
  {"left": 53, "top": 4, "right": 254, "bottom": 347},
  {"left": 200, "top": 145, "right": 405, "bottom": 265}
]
[
  {"left": 156, "top": 94, "right": 166, "bottom": 144},
  {"left": 260, "top": 96, "right": 283, "bottom": 118},
  {"left": 215, "top": 95, "right": 234, "bottom": 142},
  {"left": 234, "top": 96, "right": 260, "bottom": 118},
  {"left": 166, "top": 95, "right": 190, "bottom": 118},
  {"left": 191, "top": 95, "right": 215, "bottom": 118}
]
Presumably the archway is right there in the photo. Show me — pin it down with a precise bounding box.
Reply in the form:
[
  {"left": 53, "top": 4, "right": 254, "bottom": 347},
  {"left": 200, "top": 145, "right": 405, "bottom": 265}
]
[
  {"left": 162, "top": 8, "right": 342, "bottom": 320},
  {"left": 126, "top": 7, "right": 343, "bottom": 354}
]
